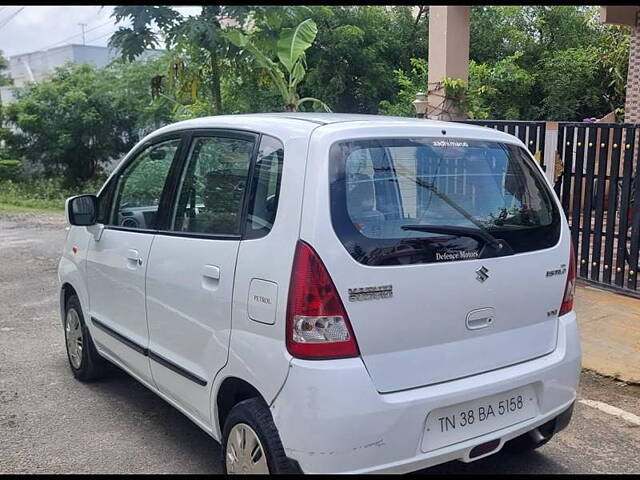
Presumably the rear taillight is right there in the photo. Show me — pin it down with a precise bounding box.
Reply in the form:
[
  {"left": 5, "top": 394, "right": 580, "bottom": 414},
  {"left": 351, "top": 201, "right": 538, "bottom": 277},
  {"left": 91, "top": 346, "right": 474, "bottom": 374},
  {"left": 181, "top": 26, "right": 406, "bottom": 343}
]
[
  {"left": 559, "top": 243, "right": 576, "bottom": 316},
  {"left": 286, "top": 240, "right": 359, "bottom": 359}
]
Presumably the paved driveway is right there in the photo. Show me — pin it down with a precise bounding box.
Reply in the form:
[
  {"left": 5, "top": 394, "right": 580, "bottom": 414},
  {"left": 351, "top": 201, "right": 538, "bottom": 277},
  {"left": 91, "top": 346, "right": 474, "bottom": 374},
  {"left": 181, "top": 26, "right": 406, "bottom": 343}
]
[{"left": 1, "top": 212, "right": 639, "bottom": 474}]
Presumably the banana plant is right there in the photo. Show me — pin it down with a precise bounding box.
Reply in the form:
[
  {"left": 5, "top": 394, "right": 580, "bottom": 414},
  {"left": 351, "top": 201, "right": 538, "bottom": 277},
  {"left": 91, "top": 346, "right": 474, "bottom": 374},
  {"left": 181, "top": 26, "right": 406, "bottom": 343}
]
[{"left": 224, "top": 19, "right": 330, "bottom": 112}]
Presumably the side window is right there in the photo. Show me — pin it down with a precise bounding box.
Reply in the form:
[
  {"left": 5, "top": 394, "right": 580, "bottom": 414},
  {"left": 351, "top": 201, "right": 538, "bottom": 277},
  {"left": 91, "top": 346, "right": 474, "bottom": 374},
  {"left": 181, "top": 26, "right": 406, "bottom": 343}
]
[
  {"left": 245, "top": 135, "right": 284, "bottom": 239},
  {"left": 108, "top": 138, "right": 181, "bottom": 229},
  {"left": 172, "top": 136, "right": 254, "bottom": 235}
]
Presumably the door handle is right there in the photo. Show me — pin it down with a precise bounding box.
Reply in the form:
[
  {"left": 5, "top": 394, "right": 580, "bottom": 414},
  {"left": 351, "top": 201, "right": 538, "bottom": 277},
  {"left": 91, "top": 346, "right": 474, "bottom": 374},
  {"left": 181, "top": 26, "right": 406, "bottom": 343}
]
[
  {"left": 126, "top": 249, "right": 143, "bottom": 267},
  {"left": 201, "top": 265, "right": 220, "bottom": 291},
  {"left": 202, "top": 265, "right": 220, "bottom": 280}
]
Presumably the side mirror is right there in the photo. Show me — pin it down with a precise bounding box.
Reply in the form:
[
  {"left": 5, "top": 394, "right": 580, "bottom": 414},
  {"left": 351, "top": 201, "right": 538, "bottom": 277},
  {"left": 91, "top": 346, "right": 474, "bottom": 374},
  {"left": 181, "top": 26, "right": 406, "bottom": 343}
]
[{"left": 66, "top": 194, "right": 98, "bottom": 226}]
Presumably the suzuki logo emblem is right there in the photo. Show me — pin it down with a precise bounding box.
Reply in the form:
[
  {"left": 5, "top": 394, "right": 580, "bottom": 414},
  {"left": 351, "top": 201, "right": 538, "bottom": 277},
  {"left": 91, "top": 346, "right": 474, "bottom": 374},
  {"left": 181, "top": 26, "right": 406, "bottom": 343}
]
[{"left": 476, "top": 266, "right": 489, "bottom": 283}]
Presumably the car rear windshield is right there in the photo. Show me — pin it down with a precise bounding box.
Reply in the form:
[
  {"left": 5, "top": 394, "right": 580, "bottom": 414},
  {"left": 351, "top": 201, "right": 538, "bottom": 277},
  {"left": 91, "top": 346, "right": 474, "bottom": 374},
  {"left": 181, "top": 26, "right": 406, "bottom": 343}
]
[{"left": 329, "top": 137, "right": 561, "bottom": 266}]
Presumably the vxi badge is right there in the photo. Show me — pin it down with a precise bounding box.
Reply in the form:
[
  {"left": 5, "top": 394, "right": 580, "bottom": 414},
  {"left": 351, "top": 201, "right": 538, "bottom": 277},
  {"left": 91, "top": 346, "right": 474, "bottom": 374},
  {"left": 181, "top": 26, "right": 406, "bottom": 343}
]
[{"left": 476, "top": 266, "right": 489, "bottom": 283}]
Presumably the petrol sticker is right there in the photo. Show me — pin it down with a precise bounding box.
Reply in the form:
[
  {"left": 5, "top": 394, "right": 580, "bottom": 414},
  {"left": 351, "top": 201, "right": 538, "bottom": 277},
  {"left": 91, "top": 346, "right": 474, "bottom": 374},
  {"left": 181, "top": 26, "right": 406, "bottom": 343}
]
[{"left": 253, "top": 295, "right": 272, "bottom": 305}]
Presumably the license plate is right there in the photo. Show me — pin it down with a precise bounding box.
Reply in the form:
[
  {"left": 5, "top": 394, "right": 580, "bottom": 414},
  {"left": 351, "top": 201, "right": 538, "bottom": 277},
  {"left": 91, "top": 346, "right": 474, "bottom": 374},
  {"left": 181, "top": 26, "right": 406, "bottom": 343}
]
[{"left": 421, "top": 385, "right": 538, "bottom": 452}]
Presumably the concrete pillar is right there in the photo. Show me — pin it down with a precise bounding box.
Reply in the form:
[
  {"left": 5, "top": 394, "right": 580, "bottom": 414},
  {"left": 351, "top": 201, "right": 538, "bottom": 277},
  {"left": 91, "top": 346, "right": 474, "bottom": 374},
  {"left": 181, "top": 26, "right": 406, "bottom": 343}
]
[
  {"left": 544, "top": 122, "right": 560, "bottom": 185},
  {"left": 625, "top": 10, "right": 640, "bottom": 123},
  {"left": 427, "top": 6, "right": 470, "bottom": 121}
]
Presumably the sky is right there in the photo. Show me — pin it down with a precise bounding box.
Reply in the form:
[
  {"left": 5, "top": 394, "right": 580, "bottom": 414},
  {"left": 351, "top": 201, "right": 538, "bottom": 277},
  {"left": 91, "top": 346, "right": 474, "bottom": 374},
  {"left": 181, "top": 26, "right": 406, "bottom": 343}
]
[{"left": 0, "top": 6, "right": 201, "bottom": 58}]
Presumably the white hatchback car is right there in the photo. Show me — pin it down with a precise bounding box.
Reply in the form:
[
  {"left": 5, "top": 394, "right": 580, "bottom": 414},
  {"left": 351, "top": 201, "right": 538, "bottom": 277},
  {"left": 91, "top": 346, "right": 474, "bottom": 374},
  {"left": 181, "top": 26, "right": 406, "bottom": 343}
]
[{"left": 59, "top": 113, "right": 581, "bottom": 474}]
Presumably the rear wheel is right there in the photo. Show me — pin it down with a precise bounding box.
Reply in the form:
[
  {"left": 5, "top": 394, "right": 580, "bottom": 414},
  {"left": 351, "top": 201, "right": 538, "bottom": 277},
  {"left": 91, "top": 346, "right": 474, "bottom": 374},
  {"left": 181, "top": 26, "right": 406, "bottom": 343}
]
[
  {"left": 64, "top": 294, "right": 107, "bottom": 382},
  {"left": 222, "top": 397, "right": 300, "bottom": 474}
]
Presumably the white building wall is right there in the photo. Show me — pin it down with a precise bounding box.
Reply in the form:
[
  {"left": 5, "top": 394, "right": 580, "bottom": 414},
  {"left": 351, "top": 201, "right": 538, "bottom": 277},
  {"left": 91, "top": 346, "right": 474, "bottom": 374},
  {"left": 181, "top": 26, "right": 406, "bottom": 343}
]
[{"left": 2, "top": 44, "right": 162, "bottom": 102}]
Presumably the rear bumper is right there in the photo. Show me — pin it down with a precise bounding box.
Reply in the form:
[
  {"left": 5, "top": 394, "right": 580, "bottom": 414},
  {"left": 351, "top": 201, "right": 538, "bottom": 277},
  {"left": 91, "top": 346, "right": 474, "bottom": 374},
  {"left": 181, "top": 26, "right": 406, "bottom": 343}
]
[{"left": 270, "top": 312, "right": 581, "bottom": 474}]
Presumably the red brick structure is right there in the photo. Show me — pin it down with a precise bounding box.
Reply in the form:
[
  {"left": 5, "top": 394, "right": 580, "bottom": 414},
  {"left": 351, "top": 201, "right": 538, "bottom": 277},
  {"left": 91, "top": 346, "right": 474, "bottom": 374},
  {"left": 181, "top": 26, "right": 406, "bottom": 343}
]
[
  {"left": 626, "top": 10, "right": 640, "bottom": 123},
  {"left": 601, "top": 6, "right": 640, "bottom": 122}
]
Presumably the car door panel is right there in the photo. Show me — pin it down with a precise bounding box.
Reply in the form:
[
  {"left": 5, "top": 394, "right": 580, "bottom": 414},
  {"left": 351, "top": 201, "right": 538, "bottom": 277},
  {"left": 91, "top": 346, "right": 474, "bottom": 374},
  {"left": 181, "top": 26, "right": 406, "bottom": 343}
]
[
  {"left": 145, "top": 132, "right": 257, "bottom": 425},
  {"left": 146, "top": 235, "right": 240, "bottom": 422},
  {"left": 86, "top": 136, "right": 183, "bottom": 384},
  {"left": 87, "top": 230, "right": 154, "bottom": 382}
]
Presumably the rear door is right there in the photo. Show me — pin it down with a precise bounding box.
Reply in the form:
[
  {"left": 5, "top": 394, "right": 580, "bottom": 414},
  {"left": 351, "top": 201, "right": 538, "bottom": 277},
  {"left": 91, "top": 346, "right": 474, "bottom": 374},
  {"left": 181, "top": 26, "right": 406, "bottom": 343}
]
[
  {"left": 145, "top": 131, "right": 257, "bottom": 424},
  {"left": 308, "top": 131, "right": 570, "bottom": 393}
]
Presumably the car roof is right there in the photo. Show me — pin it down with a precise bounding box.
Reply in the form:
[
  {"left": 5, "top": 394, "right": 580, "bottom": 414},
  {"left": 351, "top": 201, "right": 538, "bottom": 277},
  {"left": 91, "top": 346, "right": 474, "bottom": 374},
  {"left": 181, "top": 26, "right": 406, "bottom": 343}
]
[{"left": 145, "top": 112, "right": 521, "bottom": 146}]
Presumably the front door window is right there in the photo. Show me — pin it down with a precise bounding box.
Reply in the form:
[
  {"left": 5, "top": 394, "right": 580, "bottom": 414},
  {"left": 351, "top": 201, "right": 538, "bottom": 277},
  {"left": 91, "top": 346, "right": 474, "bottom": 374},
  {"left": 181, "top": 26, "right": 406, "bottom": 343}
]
[{"left": 110, "top": 138, "right": 181, "bottom": 230}]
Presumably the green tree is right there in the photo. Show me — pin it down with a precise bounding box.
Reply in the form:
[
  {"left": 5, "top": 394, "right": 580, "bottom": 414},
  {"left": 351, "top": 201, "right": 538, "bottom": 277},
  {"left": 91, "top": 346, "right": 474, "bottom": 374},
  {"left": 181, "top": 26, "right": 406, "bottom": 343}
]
[
  {"left": 378, "top": 58, "right": 428, "bottom": 117},
  {"left": 225, "top": 19, "right": 329, "bottom": 112},
  {"left": 470, "top": 6, "right": 599, "bottom": 66},
  {"left": 470, "top": 7, "right": 518, "bottom": 64},
  {"left": 536, "top": 47, "right": 608, "bottom": 120},
  {"left": 111, "top": 6, "right": 226, "bottom": 114},
  {"left": 5, "top": 59, "right": 174, "bottom": 184},
  {"left": 109, "top": 6, "right": 305, "bottom": 115},
  {"left": 301, "top": 6, "right": 427, "bottom": 113},
  {"left": 107, "top": 5, "right": 629, "bottom": 121},
  {"left": 0, "top": 50, "right": 12, "bottom": 87},
  {"left": 111, "top": 54, "right": 176, "bottom": 132},
  {"left": 219, "top": 64, "right": 284, "bottom": 115},
  {"left": 594, "top": 23, "right": 629, "bottom": 118},
  {"left": 0, "top": 50, "right": 13, "bottom": 130},
  {"left": 467, "top": 53, "right": 536, "bottom": 119},
  {"left": 467, "top": 6, "right": 629, "bottom": 120}
]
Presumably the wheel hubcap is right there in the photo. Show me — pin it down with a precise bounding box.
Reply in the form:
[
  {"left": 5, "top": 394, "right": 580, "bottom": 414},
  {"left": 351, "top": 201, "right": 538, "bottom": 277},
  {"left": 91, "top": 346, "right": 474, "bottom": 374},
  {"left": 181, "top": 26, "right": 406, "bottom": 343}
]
[
  {"left": 226, "top": 423, "right": 269, "bottom": 474},
  {"left": 65, "top": 308, "right": 83, "bottom": 369}
]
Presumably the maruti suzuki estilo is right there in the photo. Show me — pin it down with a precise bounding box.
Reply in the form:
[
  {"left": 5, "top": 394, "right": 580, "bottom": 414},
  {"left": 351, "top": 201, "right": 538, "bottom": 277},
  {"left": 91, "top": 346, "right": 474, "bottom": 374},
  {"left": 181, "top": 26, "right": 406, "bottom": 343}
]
[{"left": 59, "top": 113, "right": 580, "bottom": 474}]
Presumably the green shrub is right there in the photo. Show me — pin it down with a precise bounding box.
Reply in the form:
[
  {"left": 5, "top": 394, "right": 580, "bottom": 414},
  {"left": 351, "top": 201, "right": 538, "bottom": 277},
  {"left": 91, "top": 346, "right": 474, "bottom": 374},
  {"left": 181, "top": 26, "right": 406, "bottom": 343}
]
[
  {"left": 0, "top": 177, "right": 104, "bottom": 212},
  {"left": 0, "top": 159, "right": 22, "bottom": 181}
]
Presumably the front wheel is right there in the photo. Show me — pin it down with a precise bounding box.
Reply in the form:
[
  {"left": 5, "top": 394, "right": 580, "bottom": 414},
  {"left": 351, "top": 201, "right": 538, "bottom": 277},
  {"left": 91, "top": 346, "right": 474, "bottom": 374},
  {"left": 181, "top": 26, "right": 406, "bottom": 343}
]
[
  {"left": 222, "top": 398, "right": 301, "bottom": 474},
  {"left": 64, "top": 294, "right": 107, "bottom": 382}
]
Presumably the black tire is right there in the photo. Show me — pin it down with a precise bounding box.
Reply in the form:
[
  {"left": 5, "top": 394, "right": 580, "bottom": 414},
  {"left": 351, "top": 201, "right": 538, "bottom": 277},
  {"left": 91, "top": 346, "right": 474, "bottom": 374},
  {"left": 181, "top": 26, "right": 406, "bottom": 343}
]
[
  {"left": 64, "top": 294, "right": 107, "bottom": 382},
  {"left": 222, "top": 397, "right": 301, "bottom": 474}
]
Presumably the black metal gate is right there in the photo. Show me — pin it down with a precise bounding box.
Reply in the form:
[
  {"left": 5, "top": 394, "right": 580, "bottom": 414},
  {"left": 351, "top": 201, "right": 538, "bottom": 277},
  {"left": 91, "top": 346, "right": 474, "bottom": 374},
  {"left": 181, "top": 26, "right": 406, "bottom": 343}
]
[
  {"left": 454, "top": 119, "right": 640, "bottom": 295},
  {"left": 557, "top": 122, "right": 640, "bottom": 295},
  {"left": 459, "top": 120, "right": 547, "bottom": 171}
]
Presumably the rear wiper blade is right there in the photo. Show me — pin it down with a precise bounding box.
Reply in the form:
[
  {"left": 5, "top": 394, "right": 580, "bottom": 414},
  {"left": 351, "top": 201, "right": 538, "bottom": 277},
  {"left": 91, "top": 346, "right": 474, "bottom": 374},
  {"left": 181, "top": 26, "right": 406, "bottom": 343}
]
[
  {"left": 401, "top": 224, "right": 505, "bottom": 251},
  {"left": 407, "top": 176, "right": 512, "bottom": 253}
]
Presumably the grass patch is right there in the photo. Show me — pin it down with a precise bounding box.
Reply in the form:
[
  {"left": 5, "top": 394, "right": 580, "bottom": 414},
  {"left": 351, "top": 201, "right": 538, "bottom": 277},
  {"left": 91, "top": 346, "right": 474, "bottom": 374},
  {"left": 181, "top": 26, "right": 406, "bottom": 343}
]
[
  {"left": 0, "top": 178, "right": 102, "bottom": 213},
  {"left": 0, "top": 202, "right": 64, "bottom": 214}
]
